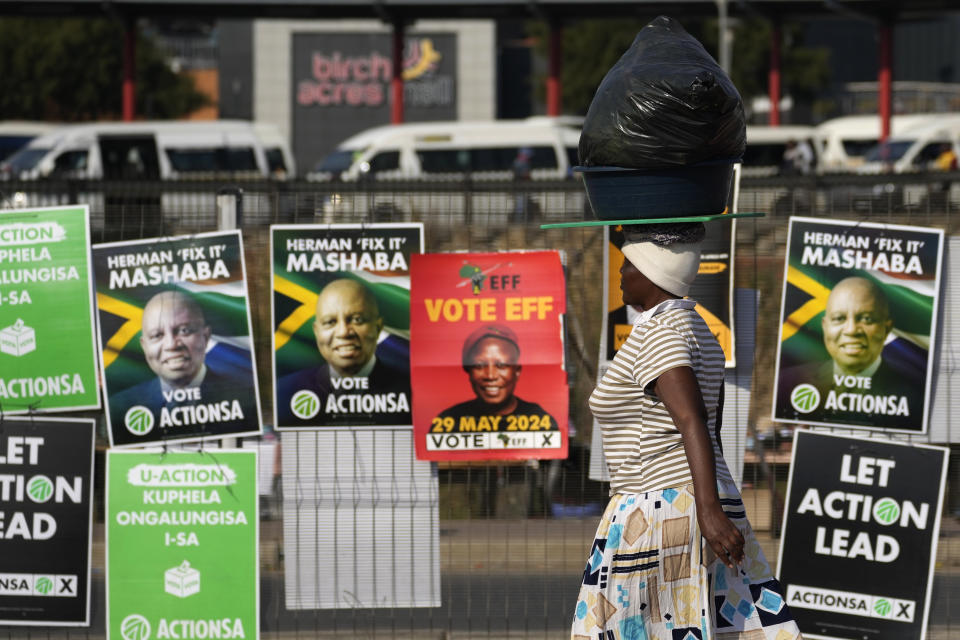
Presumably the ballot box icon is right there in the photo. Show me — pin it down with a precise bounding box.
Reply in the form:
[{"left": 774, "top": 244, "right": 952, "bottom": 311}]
[
  {"left": 164, "top": 561, "right": 200, "bottom": 598},
  {"left": 1, "top": 319, "right": 36, "bottom": 357}
]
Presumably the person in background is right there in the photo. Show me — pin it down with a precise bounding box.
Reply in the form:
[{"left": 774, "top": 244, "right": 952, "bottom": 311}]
[
  {"left": 934, "top": 143, "right": 958, "bottom": 171},
  {"left": 512, "top": 147, "right": 537, "bottom": 221},
  {"left": 782, "top": 138, "right": 814, "bottom": 176}
]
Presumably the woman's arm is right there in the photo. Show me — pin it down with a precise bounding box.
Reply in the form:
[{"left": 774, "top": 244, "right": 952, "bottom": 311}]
[
  {"left": 716, "top": 383, "right": 724, "bottom": 456},
  {"left": 654, "top": 366, "right": 744, "bottom": 569}
]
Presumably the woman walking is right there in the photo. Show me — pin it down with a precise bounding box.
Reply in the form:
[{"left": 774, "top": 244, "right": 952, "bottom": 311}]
[{"left": 572, "top": 224, "right": 803, "bottom": 640}]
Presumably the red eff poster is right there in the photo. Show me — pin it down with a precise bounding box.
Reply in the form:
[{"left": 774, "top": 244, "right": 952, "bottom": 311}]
[{"left": 410, "top": 252, "right": 568, "bottom": 461}]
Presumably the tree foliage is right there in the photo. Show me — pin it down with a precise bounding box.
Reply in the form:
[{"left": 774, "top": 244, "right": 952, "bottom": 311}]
[
  {"left": 529, "top": 18, "right": 653, "bottom": 117},
  {"left": 0, "top": 18, "right": 209, "bottom": 121},
  {"left": 530, "top": 17, "right": 831, "bottom": 119}
]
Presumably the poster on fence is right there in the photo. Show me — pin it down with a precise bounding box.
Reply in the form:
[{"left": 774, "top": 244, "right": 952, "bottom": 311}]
[
  {"left": 271, "top": 223, "right": 423, "bottom": 429},
  {"left": 0, "top": 418, "right": 95, "bottom": 626},
  {"left": 600, "top": 223, "right": 735, "bottom": 367},
  {"left": 92, "top": 231, "right": 263, "bottom": 447},
  {"left": 772, "top": 217, "right": 943, "bottom": 433},
  {"left": 777, "top": 430, "right": 947, "bottom": 640},
  {"left": 410, "top": 251, "right": 568, "bottom": 461},
  {"left": 106, "top": 449, "right": 258, "bottom": 640},
  {"left": 0, "top": 206, "right": 100, "bottom": 413}
]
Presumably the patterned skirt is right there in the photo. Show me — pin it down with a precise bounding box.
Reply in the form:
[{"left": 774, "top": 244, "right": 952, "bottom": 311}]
[{"left": 571, "top": 478, "right": 804, "bottom": 640}]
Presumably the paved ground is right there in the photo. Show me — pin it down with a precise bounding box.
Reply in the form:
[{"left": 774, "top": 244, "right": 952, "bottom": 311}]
[{"left": 15, "top": 515, "right": 960, "bottom": 639}]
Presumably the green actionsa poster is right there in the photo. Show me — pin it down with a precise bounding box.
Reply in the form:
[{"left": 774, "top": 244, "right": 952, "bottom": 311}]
[
  {"left": 106, "top": 450, "right": 258, "bottom": 640},
  {"left": 0, "top": 206, "right": 100, "bottom": 413}
]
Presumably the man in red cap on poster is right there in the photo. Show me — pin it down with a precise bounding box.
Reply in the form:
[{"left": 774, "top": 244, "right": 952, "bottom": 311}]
[{"left": 434, "top": 324, "right": 556, "bottom": 428}]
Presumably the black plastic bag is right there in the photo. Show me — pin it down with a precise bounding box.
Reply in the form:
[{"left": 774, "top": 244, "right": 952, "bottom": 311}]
[{"left": 578, "top": 15, "right": 745, "bottom": 169}]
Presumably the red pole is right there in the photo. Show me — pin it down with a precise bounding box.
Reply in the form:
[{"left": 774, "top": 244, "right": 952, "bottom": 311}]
[
  {"left": 547, "top": 22, "right": 563, "bottom": 116},
  {"left": 122, "top": 20, "right": 136, "bottom": 121},
  {"left": 768, "top": 21, "right": 781, "bottom": 126},
  {"left": 391, "top": 22, "right": 404, "bottom": 124},
  {"left": 878, "top": 21, "right": 893, "bottom": 141}
]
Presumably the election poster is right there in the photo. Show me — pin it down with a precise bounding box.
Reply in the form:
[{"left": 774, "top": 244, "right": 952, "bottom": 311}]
[
  {"left": 0, "top": 206, "right": 100, "bottom": 413},
  {"left": 410, "top": 251, "right": 568, "bottom": 461},
  {"left": 0, "top": 418, "right": 95, "bottom": 626},
  {"left": 106, "top": 449, "right": 258, "bottom": 640},
  {"left": 772, "top": 218, "right": 944, "bottom": 433},
  {"left": 271, "top": 223, "right": 423, "bottom": 430},
  {"left": 777, "top": 430, "right": 947, "bottom": 640},
  {"left": 92, "top": 231, "right": 263, "bottom": 448},
  {"left": 601, "top": 223, "right": 735, "bottom": 367}
]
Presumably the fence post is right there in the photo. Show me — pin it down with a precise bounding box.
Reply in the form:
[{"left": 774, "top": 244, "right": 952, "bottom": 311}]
[
  {"left": 217, "top": 186, "right": 243, "bottom": 230},
  {"left": 217, "top": 186, "right": 243, "bottom": 450}
]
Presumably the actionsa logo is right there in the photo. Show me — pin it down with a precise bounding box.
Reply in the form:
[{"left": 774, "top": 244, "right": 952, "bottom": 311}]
[
  {"left": 873, "top": 498, "right": 901, "bottom": 525},
  {"left": 27, "top": 475, "right": 54, "bottom": 503},
  {"left": 34, "top": 576, "right": 53, "bottom": 594},
  {"left": 790, "top": 384, "right": 821, "bottom": 413},
  {"left": 125, "top": 406, "right": 155, "bottom": 436},
  {"left": 290, "top": 390, "right": 320, "bottom": 420},
  {"left": 120, "top": 614, "right": 151, "bottom": 640}
]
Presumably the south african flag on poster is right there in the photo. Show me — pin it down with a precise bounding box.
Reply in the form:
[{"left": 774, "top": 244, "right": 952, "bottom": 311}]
[
  {"left": 271, "top": 224, "right": 423, "bottom": 430},
  {"left": 772, "top": 217, "right": 943, "bottom": 433}
]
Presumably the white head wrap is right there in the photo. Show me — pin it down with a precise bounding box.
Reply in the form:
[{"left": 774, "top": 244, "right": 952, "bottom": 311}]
[{"left": 620, "top": 240, "right": 702, "bottom": 297}]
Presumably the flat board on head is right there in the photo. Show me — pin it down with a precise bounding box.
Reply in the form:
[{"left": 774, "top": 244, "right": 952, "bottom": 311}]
[{"left": 540, "top": 212, "right": 764, "bottom": 229}]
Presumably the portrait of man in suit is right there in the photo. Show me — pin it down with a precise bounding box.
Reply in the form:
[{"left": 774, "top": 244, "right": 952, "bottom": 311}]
[
  {"left": 108, "top": 289, "right": 258, "bottom": 440},
  {"left": 277, "top": 278, "right": 411, "bottom": 427},
  {"left": 776, "top": 276, "right": 924, "bottom": 428}
]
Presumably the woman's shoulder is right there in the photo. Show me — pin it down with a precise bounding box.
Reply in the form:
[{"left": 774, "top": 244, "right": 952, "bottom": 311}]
[
  {"left": 657, "top": 306, "right": 715, "bottom": 340},
  {"left": 634, "top": 310, "right": 692, "bottom": 341}
]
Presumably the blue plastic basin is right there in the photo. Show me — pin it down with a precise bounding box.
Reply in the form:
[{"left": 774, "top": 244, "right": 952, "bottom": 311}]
[{"left": 576, "top": 159, "right": 738, "bottom": 220}]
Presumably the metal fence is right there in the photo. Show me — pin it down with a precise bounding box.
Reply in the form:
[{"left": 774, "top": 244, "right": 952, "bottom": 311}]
[{"left": 2, "top": 170, "right": 960, "bottom": 639}]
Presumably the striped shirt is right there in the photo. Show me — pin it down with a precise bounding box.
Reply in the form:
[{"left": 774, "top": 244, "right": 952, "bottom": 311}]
[{"left": 590, "top": 300, "right": 727, "bottom": 494}]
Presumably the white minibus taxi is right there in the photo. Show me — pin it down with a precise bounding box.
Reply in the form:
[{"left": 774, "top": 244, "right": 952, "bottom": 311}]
[
  {"left": 1, "top": 120, "right": 295, "bottom": 233},
  {"left": 1, "top": 120, "right": 294, "bottom": 181},
  {"left": 312, "top": 116, "right": 584, "bottom": 222},
  {"left": 852, "top": 115, "right": 960, "bottom": 209},
  {"left": 813, "top": 113, "right": 940, "bottom": 172},
  {"left": 856, "top": 115, "right": 960, "bottom": 174},
  {"left": 314, "top": 116, "right": 582, "bottom": 181}
]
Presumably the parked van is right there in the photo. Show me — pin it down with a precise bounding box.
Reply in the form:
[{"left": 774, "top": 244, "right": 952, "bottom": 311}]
[
  {"left": 838, "top": 116, "right": 960, "bottom": 210},
  {"left": 856, "top": 115, "right": 960, "bottom": 174},
  {"left": 0, "top": 121, "right": 58, "bottom": 162},
  {"left": 312, "top": 116, "right": 584, "bottom": 222},
  {"left": 813, "top": 113, "right": 940, "bottom": 172},
  {"left": 2, "top": 121, "right": 296, "bottom": 237},
  {"left": 743, "top": 125, "right": 816, "bottom": 177},
  {"left": 312, "top": 116, "right": 582, "bottom": 182},
  {"left": 0, "top": 120, "right": 295, "bottom": 181}
]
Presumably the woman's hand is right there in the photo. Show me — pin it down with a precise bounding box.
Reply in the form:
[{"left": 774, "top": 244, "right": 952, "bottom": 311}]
[{"left": 698, "top": 502, "right": 745, "bottom": 569}]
